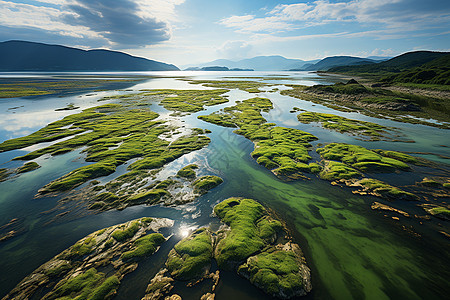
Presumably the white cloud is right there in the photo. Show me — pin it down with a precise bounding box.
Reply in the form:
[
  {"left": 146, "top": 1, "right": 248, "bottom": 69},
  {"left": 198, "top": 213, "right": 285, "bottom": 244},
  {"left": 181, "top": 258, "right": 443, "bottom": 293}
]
[
  {"left": 217, "top": 40, "right": 254, "bottom": 60},
  {"left": 220, "top": 0, "right": 450, "bottom": 33}
]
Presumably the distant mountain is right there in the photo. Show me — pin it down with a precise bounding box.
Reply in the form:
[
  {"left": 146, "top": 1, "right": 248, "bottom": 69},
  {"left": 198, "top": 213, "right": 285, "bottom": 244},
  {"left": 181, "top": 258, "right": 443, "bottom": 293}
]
[
  {"left": 366, "top": 56, "right": 392, "bottom": 61},
  {"left": 329, "top": 51, "right": 449, "bottom": 74},
  {"left": 184, "top": 66, "right": 254, "bottom": 71},
  {"left": 0, "top": 40, "right": 179, "bottom": 71},
  {"left": 303, "top": 56, "right": 376, "bottom": 71},
  {"left": 184, "top": 56, "right": 316, "bottom": 71}
]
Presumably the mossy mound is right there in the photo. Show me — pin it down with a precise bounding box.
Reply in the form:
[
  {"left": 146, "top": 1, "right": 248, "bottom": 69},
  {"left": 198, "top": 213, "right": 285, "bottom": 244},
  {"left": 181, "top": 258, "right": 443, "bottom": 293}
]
[
  {"left": 319, "top": 160, "right": 361, "bottom": 181},
  {"left": 317, "top": 143, "right": 411, "bottom": 173},
  {"left": 213, "top": 198, "right": 281, "bottom": 269},
  {"left": 3, "top": 217, "right": 173, "bottom": 300},
  {"left": 17, "top": 161, "right": 41, "bottom": 173},
  {"left": 193, "top": 176, "right": 223, "bottom": 194},
  {"left": 238, "top": 244, "right": 310, "bottom": 299},
  {"left": 176, "top": 164, "right": 198, "bottom": 178},
  {"left": 145, "top": 198, "right": 311, "bottom": 299},
  {"left": 166, "top": 228, "right": 213, "bottom": 280},
  {"left": 297, "top": 111, "right": 396, "bottom": 141}
]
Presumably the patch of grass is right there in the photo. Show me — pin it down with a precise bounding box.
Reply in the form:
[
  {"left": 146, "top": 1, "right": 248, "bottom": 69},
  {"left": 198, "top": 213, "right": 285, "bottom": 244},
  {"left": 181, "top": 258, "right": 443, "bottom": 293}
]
[
  {"left": 122, "top": 233, "right": 166, "bottom": 260},
  {"left": 166, "top": 228, "right": 213, "bottom": 280},
  {"left": 17, "top": 161, "right": 41, "bottom": 173},
  {"left": 126, "top": 189, "right": 170, "bottom": 205}
]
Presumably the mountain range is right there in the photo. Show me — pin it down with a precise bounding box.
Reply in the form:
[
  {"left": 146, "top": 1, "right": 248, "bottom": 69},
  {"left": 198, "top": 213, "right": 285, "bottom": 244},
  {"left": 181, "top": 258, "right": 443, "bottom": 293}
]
[
  {"left": 182, "top": 56, "right": 320, "bottom": 71},
  {"left": 0, "top": 40, "right": 179, "bottom": 71}
]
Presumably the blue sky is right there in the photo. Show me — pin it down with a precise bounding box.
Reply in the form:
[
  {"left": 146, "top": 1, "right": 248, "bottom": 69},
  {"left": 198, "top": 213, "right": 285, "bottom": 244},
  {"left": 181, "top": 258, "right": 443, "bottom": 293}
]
[{"left": 0, "top": 0, "right": 449, "bottom": 66}]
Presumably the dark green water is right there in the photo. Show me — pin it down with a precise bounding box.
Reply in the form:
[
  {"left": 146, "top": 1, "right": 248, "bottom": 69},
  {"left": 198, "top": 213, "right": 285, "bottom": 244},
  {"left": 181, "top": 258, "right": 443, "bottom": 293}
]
[{"left": 0, "top": 71, "right": 449, "bottom": 299}]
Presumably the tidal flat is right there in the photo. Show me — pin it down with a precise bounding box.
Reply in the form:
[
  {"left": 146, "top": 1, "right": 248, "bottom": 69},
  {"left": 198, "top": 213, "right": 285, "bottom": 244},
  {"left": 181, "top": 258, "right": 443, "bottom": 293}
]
[{"left": 0, "top": 71, "right": 449, "bottom": 300}]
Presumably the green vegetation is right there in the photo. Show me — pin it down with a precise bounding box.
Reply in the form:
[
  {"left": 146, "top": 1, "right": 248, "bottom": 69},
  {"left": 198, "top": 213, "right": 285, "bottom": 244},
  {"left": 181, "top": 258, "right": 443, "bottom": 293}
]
[
  {"left": 199, "top": 97, "right": 319, "bottom": 178},
  {"left": 0, "top": 77, "right": 141, "bottom": 98},
  {"left": 357, "top": 178, "right": 417, "bottom": 200},
  {"left": 4, "top": 217, "right": 172, "bottom": 300},
  {"left": 176, "top": 164, "right": 198, "bottom": 178},
  {"left": 137, "top": 89, "right": 229, "bottom": 113},
  {"left": 319, "top": 160, "right": 361, "bottom": 181},
  {"left": 238, "top": 248, "right": 305, "bottom": 298},
  {"left": 214, "top": 198, "right": 280, "bottom": 269},
  {"left": 297, "top": 111, "right": 398, "bottom": 141},
  {"left": 428, "top": 207, "right": 450, "bottom": 219},
  {"left": 122, "top": 233, "right": 166, "bottom": 259},
  {"left": 0, "top": 102, "right": 211, "bottom": 197},
  {"left": 166, "top": 228, "right": 213, "bottom": 280},
  {"left": 17, "top": 162, "right": 41, "bottom": 174},
  {"left": 55, "top": 103, "right": 80, "bottom": 111},
  {"left": 69, "top": 236, "right": 96, "bottom": 257},
  {"left": 193, "top": 175, "right": 223, "bottom": 193},
  {"left": 282, "top": 81, "right": 450, "bottom": 129},
  {"left": 317, "top": 143, "right": 411, "bottom": 174},
  {"left": 112, "top": 221, "right": 140, "bottom": 242},
  {"left": 184, "top": 79, "right": 270, "bottom": 93}
]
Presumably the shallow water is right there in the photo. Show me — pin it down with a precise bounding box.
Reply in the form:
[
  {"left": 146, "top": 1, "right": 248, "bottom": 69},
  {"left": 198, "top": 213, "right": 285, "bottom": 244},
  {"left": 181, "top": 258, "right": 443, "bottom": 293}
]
[{"left": 0, "top": 71, "right": 449, "bottom": 299}]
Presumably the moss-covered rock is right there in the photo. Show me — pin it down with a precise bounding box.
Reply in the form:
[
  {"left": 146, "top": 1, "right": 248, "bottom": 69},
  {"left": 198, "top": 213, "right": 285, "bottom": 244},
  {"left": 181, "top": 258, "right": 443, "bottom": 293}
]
[
  {"left": 238, "top": 243, "right": 311, "bottom": 299},
  {"left": 176, "top": 164, "right": 198, "bottom": 178},
  {"left": 3, "top": 217, "right": 173, "bottom": 300},
  {"left": 166, "top": 228, "right": 213, "bottom": 280},
  {"left": 193, "top": 176, "right": 223, "bottom": 194},
  {"left": 17, "top": 161, "right": 40, "bottom": 173}
]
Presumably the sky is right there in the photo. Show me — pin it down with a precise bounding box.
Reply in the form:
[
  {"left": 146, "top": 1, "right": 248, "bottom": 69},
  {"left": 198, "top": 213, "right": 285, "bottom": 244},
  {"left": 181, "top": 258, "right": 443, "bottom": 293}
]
[{"left": 0, "top": 0, "right": 449, "bottom": 67}]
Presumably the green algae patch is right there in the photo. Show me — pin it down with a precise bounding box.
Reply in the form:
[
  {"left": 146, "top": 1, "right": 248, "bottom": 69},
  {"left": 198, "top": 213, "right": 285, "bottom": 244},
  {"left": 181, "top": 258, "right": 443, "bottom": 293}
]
[
  {"left": 237, "top": 244, "right": 310, "bottom": 298},
  {"left": 214, "top": 198, "right": 277, "bottom": 269},
  {"left": 319, "top": 160, "right": 361, "bottom": 181},
  {"left": 3, "top": 217, "right": 173, "bottom": 300},
  {"left": 297, "top": 111, "right": 401, "bottom": 141},
  {"left": 112, "top": 221, "right": 141, "bottom": 242},
  {"left": 199, "top": 97, "right": 319, "bottom": 179},
  {"left": 145, "top": 197, "right": 311, "bottom": 299},
  {"left": 421, "top": 204, "right": 450, "bottom": 220},
  {"left": 17, "top": 161, "right": 41, "bottom": 174},
  {"left": 317, "top": 143, "right": 411, "bottom": 174},
  {"left": 353, "top": 178, "right": 418, "bottom": 201},
  {"left": 176, "top": 164, "right": 198, "bottom": 178},
  {"left": 69, "top": 236, "right": 96, "bottom": 257},
  {"left": 0, "top": 77, "right": 142, "bottom": 99},
  {"left": 122, "top": 233, "right": 166, "bottom": 260},
  {"left": 166, "top": 228, "right": 213, "bottom": 280},
  {"left": 184, "top": 79, "right": 270, "bottom": 93},
  {"left": 0, "top": 101, "right": 212, "bottom": 199},
  {"left": 193, "top": 175, "right": 223, "bottom": 194},
  {"left": 134, "top": 89, "right": 229, "bottom": 113}
]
